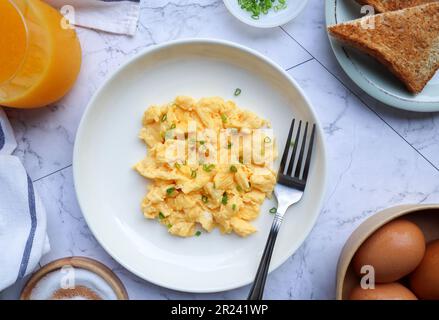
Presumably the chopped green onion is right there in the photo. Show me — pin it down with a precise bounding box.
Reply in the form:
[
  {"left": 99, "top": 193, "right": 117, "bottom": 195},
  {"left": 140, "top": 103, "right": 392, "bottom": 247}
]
[
  {"left": 269, "top": 207, "right": 277, "bottom": 214},
  {"left": 195, "top": 231, "right": 201, "bottom": 237},
  {"left": 191, "top": 170, "right": 197, "bottom": 179},
  {"left": 170, "top": 123, "right": 176, "bottom": 129},
  {"left": 167, "top": 223, "right": 173, "bottom": 229},
  {"left": 203, "top": 164, "right": 215, "bottom": 172},
  {"left": 239, "top": 0, "right": 287, "bottom": 20},
  {"left": 201, "top": 195, "right": 208, "bottom": 203},
  {"left": 264, "top": 136, "right": 272, "bottom": 143},
  {"left": 174, "top": 163, "right": 181, "bottom": 169},
  {"left": 161, "top": 114, "right": 167, "bottom": 122},
  {"left": 234, "top": 88, "right": 242, "bottom": 96},
  {"left": 166, "top": 187, "right": 175, "bottom": 195},
  {"left": 221, "top": 192, "right": 228, "bottom": 205},
  {"left": 227, "top": 142, "right": 232, "bottom": 149},
  {"left": 158, "top": 212, "right": 165, "bottom": 219},
  {"left": 221, "top": 114, "right": 227, "bottom": 123},
  {"left": 232, "top": 204, "right": 237, "bottom": 211},
  {"left": 199, "top": 140, "right": 205, "bottom": 145},
  {"left": 230, "top": 165, "right": 237, "bottom": 173},
  {"left": 236, "top": 185, "right": 243, "bottom": 192}
]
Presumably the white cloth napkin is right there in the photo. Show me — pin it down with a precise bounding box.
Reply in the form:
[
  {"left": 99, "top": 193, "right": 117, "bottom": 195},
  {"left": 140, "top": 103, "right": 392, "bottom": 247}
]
[
  {"left": 0, "top": 109, "right": 50, "bottom": 291},
  {"left": 45, "top": 0, "right": 141, "bottom": 36}
]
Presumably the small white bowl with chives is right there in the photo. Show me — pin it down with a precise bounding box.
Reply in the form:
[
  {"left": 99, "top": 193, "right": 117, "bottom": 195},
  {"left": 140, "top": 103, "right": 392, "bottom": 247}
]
[{"left": 223, "top": 0, "right": 309, "bottom": 28}]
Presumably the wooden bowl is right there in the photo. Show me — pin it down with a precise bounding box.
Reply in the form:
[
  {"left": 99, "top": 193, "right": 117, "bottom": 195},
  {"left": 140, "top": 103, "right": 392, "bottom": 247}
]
[
  {"left": 336, "top": 204, "right": 439, "bottom": 300},
  {"left": 21, "top": 256, "right": 129, "bottom": 300}
]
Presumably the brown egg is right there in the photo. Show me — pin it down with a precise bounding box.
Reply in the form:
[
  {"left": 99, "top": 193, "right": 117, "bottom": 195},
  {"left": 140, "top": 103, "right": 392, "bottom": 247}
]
[
  {"left": 352, "top": 219, "right": 425, "bottom": 283},
  {"left": 409, "top": 240, "right": 439, "bottom": 300},
  {"left": 349, "top": 283, "right": 418, "bottom": 300},
  {"left": 349, "top": 282, "right": 418, "bottom": 300}
]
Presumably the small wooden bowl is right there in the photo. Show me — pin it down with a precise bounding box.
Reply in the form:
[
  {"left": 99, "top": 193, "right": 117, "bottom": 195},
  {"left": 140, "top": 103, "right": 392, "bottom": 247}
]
[
  {"left": 336, "top": 204, "right": 439, "bottom": 300},
  {"left": 21, "top": 256, "right": 129, "bottom": 300}
]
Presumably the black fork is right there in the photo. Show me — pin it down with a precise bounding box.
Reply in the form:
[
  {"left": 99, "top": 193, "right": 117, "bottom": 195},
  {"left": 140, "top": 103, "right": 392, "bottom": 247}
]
[{"left": 248, "top": 119, "right": 316, "bottom": 300}]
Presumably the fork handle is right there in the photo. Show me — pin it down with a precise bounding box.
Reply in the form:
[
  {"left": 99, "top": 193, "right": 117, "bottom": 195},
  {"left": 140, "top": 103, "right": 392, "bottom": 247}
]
[{"left": 247, "top": 213, "right": 283, "bottom": 300}]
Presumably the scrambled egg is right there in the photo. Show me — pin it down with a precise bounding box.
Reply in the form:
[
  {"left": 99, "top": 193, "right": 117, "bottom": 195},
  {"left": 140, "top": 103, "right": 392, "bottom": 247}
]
[{"left": 134, "top": 96, "right": 277, "bottom": 237}]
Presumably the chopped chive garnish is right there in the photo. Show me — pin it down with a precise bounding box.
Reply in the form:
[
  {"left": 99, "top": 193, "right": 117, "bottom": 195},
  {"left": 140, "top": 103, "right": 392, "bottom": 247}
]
[
  {"left": 239, "top": 0, "right": 287, "bottom": 20},
  {"left": 232, "top": 204, "right": 237, "bottom": 211},
  {"left": 203, "top": 164, "right": 215, "bottom": 172},
  {"left": 230, "top": 165, "right": 237, "bottom": 173},
  {"left": 191, "top": 170, "right": 197, "bottom": 179},
  {"left": 236, "top": 185, "right": 243, "bottom": 192},
  {"left": 227, "top": 142, "right": 232, "bottom": 149},
  {"left": 221, "top": 114, "right": 227, "bottom": 123},
  {"left": 167, "top": 223, "right": 173, "bottom": 229},
  {"left": 264, "top": 136, "right": 271, "bottom": 143},
  {"left": 195, "top": 231, "right": 201, "bottom": 237},
  {"left": 234, "top": 88, "right": 242, "bottom": 96},
  {"left": 213, "top": 182, "right": 216, "bottom": 189},
  {"left": 199, "top": 140, "right": 205, "bottom": 145},
  {"left": 170, "top": 123, "right": 176, "bottom": 129},
  {"left": 161, "top": 114, "right": 167, "bottom": 122},
  {"left": 158, "top": 212, "right": 165, "bottom": 219},
  {"left": 166, "top": 187, "right": 175, "bottom": 195},
  {"left": 201, "top": 195, "right": 208, "bottom": 203},
  {"left": 175, "top": 163, "right": 181, "bottom": 169},
  {"left": 269, "top": 207, "right": 277, "bottom": 214},
  {"left": 221, "top": 192, "right": 228, "bottom": 205}
]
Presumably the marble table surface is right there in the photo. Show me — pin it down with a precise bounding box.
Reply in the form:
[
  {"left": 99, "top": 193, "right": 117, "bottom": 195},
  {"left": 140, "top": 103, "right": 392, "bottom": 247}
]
[{"left": 2, "top": 0, "right": 439, "bottom": 300}]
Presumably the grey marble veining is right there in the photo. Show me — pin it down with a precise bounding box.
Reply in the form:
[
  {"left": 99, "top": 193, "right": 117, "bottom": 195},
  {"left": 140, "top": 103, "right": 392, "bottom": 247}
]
[{"left": 2, "top": 0, "right": 439, "bottom": 300}]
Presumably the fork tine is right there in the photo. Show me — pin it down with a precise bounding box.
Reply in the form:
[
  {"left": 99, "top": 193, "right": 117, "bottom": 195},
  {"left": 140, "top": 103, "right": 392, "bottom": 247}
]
[
  {"left": 279, "top": 119, "right": 295, "bottom": 174},
  {"left": 294, "top": 122, "right": 309, "bottom": 178},
  {"left": 302, "top": 124, "right": 316, "bottom": 181},
  {"left": 286, "top": 120, "right": 302, "bottom": 175}
]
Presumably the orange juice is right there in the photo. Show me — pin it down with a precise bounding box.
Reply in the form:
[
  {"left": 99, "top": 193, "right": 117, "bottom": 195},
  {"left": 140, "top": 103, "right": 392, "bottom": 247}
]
[{"left": 0, "top": 0, "right": 82, "bottom": 108}]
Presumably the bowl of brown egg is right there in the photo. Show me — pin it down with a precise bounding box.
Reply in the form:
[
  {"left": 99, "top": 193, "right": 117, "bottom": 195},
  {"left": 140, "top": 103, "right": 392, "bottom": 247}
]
[{"left": 336, "top": 204, "right": 439, "bottom": 300}]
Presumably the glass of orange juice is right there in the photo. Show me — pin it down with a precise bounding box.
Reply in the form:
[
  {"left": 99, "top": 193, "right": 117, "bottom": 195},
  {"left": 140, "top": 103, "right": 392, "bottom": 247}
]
[{"left": 0, "top": 0, "right": 81, "bottom": 108}]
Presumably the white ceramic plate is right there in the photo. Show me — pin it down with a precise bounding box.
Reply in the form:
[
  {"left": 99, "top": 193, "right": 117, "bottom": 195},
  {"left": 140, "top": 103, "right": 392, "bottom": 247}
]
[
  {"left": 223, "top": 0, "right": 309, "bottom": 28},
  {"left": 326, "top": 0, "right": 439, "bottom": 112},
  {"left": 73, "top": 39, "right": 327, "bottom": 293}
]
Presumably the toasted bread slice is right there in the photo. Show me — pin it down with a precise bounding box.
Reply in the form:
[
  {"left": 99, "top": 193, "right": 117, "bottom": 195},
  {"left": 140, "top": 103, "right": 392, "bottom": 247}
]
[
  {"left": 328, "top": 3, "right": 439, "bottom": 93},
  {"left": 356, "top": 0, "right": 438, "bottom": 12}
]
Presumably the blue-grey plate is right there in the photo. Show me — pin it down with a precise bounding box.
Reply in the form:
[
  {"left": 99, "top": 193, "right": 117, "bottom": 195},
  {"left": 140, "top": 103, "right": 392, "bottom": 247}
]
[{"left": 326, "top": 0, "right": 439, "bottom": 112}]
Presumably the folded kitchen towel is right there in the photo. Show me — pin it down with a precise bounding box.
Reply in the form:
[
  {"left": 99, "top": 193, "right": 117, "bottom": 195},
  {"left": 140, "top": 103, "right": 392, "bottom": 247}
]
[
  {"left": 44, "top": 0, "right": 140, "bottom": 36},
  {"left": 0, "top": 108, "right": 50, "bottom": 291}
]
